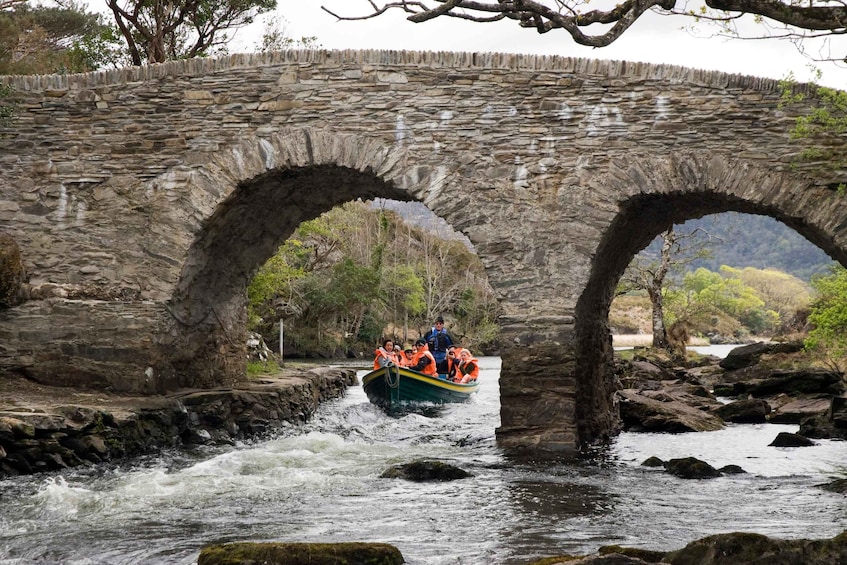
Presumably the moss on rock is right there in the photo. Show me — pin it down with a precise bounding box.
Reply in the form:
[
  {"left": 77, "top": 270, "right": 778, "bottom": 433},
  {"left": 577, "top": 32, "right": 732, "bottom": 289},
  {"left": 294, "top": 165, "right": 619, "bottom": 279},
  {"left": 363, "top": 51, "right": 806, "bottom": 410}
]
[{"left": 197, "top": 541, "right": 404, "bottom": 565}]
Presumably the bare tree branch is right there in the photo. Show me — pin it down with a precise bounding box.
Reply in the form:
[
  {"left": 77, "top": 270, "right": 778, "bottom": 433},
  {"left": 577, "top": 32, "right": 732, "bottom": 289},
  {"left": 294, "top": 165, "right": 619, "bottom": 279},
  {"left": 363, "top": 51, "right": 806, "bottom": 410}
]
[{"left": 326, "top": 0, "right": 847, "bottom": 55}]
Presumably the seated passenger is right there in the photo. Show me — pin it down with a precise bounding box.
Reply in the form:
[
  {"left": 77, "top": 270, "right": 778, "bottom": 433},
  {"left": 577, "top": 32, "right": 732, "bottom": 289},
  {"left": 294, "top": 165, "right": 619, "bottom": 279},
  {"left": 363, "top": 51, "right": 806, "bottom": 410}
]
[
  {"left": 393, "top": 343, "right": 409, "bottom": 367},
  {"left": 456, "top": 349, "right": 480, "bottom": 383},
  {"left": 373, "top": 339, "right": 397, "bottom": 370},
  {"left": 446, "top": 345, "right": 464, "bottom": 381},
  {"left": 409, "top": 338, "right": 437, "bottom": 376}
]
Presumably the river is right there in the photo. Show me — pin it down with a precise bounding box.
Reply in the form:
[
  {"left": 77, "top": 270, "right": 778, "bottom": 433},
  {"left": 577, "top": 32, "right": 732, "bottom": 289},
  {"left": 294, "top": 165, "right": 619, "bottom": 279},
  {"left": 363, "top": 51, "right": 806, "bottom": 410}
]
[{"left": 1, "top": 354, "right": 845, "bottom": 564}]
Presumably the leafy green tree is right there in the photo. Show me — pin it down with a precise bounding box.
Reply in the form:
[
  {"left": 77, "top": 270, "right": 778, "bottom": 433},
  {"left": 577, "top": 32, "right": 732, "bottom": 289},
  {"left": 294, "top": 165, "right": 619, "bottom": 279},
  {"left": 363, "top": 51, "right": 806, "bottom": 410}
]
[
  {"left": 619, "top": 226, "right": 714, "bottom": 348},
  {"left": 105, "top": 0, "right": 276, "bottom": 65},
  {"left": 805, "top": 265, "right": 847, "bottom": 372},
  {"left": 247, "top": 239, "right": 307, "bottom": 331},
  {"left": 720, "top": 265, "right": 811, "bottom": 321},
  {"left": 0, "top": 1, "right": 120, "bottom": 75},
  {"left": 247, "top": 200, "right": 500, "bottom": 357},
  {"left": 669, "top": 266, "right": 779, "bottom": 337}
]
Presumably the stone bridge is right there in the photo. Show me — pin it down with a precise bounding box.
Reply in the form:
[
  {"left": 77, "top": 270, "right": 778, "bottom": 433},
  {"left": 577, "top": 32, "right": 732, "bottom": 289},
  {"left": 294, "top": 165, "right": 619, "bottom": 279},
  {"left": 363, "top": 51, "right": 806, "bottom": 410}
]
[{"left": 2, "top": 50, "right": 846, "bottom": 454}]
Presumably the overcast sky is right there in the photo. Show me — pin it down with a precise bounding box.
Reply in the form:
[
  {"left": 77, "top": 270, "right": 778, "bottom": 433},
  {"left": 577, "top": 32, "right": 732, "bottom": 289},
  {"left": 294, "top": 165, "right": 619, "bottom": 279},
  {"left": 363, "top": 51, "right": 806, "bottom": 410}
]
[{"left": 231, "top": 1, "right": 847, "bottom": 88}]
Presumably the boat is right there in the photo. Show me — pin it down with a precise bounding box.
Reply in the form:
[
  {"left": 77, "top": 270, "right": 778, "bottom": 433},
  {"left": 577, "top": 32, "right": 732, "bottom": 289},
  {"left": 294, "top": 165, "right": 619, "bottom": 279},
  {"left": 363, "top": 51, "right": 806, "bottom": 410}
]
[{"left": 361, "top": 364, "right": 479, "bottom": 407}]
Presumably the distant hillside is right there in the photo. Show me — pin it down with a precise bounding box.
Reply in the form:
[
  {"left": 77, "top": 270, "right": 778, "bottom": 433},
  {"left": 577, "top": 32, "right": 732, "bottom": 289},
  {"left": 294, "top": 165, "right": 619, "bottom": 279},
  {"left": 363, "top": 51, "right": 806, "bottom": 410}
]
[
  {"left": 372, "top": 202, "right": 835, "bottom": 282},
  {"left": 655, "top": 212, "right": 836, "bottom": 281},
  {"left": 372, "top": 199, "right": 473, "bottom": 248}
]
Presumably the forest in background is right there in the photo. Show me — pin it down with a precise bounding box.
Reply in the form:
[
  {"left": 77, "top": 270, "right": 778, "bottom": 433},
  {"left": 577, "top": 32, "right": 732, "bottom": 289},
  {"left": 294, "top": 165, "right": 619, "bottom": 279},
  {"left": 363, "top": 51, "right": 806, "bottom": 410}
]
[
  {"left": 248, "top": 200, "right": 499, "bottom": 359},
  {"left": 649, "top": 212, "right": 836, "bottom": 281},
  {"left": 248, "top": 201, "right": 841, "bottom": 360}
]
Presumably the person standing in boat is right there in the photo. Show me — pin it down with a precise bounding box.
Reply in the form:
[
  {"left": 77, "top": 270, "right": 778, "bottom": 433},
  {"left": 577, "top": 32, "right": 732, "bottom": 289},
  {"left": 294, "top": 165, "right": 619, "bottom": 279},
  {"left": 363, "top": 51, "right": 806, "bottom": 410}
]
[
  {"left": 409, "top": 338, "right": 438, "bottom": 376},
  {"left": 455, "top": 349, "right": 480, "bottom": 383},
  {"left": 423, "top": 316, "right": 453, "bottom": 374},
  {"left": 373, "top": 338, "right": 399, "bottom": 370}
]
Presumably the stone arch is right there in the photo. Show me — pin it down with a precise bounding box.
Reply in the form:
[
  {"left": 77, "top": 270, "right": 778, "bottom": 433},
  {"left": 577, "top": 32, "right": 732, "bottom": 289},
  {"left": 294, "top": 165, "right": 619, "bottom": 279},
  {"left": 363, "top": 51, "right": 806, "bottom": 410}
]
[
  {"left": 155, "top": 128, "right": 456, "bottom": 388},
  {"left": 573, "top": 152, "right": 847, "bottom": 446}
]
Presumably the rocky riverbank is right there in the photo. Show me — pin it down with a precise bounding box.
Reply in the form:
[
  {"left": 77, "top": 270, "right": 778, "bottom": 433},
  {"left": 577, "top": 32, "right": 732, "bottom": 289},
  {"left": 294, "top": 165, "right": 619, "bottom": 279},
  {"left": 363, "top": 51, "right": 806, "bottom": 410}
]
[
  {"left": 0, "top": 365, "right": 357, "bottom": 478},
  {"left": 615, "top": 341, "right": 847, "bottom": 440}
]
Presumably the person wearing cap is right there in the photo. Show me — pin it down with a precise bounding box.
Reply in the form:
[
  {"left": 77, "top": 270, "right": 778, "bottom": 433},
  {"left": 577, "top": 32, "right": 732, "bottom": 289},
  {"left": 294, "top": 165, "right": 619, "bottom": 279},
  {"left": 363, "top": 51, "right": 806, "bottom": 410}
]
[
  {"left": 409, "top": 338, "right": 437, "bottom": 376},
  {"left": 423, "top": 316, "right": 453, "bottom": 374}
]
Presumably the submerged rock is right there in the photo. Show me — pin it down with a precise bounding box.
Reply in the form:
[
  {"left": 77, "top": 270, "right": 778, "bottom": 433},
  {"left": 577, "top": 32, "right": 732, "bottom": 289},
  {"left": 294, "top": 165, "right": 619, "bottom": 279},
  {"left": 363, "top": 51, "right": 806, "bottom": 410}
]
[
  {"left": 817, "top": 478, "right": 847, "bottom": 493},
  {"left": 664, "top": 457, "right": 722, "bottom": 479},
  {"left": 641, "top": 456, "right": 665, "bottom": 467},
  {"left": 197, "top": 541, "right": 404, "bottom": 565},
  {"left": 769, "top": 431, "right": 816, "bottom": 447},
  {"left": 380, "top": 459, "right": 471, "bottom": 481}
]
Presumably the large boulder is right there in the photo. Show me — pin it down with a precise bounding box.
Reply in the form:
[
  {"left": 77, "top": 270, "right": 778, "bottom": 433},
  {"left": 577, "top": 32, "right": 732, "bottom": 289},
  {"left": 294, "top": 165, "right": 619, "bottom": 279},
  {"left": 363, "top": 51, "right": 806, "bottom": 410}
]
[
  {"left": 198, "top": 542, "right": 404, "bottom": 565},
  {"left": 663, "top": 530, "right": 847, "bottom": 565},
  {"left": 713, "top": 398, "right": 771, "bottom": 423},
  {"left": 617, "top": 389, "right": 724, "bottom": 433},
  {"left": 719, "top": 341, "right": 803, "bottom": 370},
  {"left": 768, "top": 396, "right": 832, "bottom": 424},
  {"left": 714, "top": 370, "right": 844, "bottom": 398},
  {"left": 798, "top": 396, "right": 847, "bottom": 440}
]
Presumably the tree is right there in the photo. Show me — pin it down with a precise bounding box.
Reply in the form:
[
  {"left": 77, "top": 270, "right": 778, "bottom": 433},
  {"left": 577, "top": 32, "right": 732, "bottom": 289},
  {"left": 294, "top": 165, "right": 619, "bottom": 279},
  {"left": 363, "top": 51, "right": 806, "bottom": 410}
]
[
  {"left": 254, "top": 15, "right": 319, "bottom": 52},
  {"left": 105, "top": 0, "right": 276, "bottom": 65},
  {"left": 618, "top": 226, "right": 714, "bottom": 349},
  {"left": 327, "top": 0, "right": 847, "bottom": 62},
  {"left": 805, "top": 265, "right": 847, "bottom": 372},
  {"left": 247, "top": 200, "right": 500, "bottom": 356},
  {"left": 720, "top": 265, "right": 810, "bottom": 322},
  {"left": 674, "top": 267, "right": 779, "bottom": 335},
  {"left": 0, "top": 1, "right": 120, "bottom": 75}
]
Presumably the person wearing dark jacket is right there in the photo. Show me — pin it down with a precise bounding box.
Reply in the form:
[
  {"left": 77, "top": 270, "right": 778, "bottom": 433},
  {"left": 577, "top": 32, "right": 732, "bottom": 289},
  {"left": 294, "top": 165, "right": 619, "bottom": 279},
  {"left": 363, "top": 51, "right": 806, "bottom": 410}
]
[
  {"left": 423, "top": 316, "right": 453, "bottom": 373},
  {"left": 409, "top": 338, "right": 437, "bottom": 376}
]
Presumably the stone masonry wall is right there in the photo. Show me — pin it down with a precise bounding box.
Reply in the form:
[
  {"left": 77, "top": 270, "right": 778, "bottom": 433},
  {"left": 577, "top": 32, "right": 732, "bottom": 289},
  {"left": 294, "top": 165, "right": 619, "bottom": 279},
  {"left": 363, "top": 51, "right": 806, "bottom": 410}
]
[{"left": 2, "top": 50, "right": 846, "bottom": 453}]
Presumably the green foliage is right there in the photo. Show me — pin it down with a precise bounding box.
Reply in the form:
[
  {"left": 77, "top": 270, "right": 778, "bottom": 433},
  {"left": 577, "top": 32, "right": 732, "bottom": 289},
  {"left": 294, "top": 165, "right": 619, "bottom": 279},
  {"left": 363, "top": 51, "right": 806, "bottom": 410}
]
[
  {"left": 247, "top": 358, "right": 281, "bottom": 377},
  {"left": 780, "top": 73, "right": 847, "bottom": 174},
  {"left": 0, "top": 2, "right": 120, "bottom": 74},
  {"left": 804, "top": 265, "right": 847, "bottom": 372},
  {"left": 720, "top": 265, "right": 811, "bottom": 320},
  {"left": 246, "top": 200, "right": 500, "bottom": 357},
  {"left": 667, "top": 266, "right": 780, "bottom": 337},
  {"left": 792, "top": 86, "right": 847, "bottom": 139},
  {"left": 0, "top": 82, "right": 13, "bottom": 124},
  {"left": 105, "top": 0, "right": 277, "bottom": 65}
]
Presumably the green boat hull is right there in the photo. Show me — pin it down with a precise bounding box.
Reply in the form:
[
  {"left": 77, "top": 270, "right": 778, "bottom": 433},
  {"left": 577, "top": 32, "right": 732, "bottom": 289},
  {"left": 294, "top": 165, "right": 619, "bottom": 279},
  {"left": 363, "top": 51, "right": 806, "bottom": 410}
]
[{"left": 362, "top": 365, "right": 479, "bottom": 406}]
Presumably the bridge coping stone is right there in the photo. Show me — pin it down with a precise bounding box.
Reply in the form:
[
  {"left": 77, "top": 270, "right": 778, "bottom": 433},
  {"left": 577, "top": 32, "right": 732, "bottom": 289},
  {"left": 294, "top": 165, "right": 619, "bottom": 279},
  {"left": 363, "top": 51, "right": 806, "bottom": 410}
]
[{"left": 1, "top": 49, "right": 796, "bottom": 95}]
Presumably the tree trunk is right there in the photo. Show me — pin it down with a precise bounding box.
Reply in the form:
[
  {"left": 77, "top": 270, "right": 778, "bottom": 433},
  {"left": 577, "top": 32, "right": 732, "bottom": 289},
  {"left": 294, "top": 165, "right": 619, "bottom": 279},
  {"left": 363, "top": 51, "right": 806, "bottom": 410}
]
[{"left": 649, "top": 285, "right": 667, "bottom": 349}]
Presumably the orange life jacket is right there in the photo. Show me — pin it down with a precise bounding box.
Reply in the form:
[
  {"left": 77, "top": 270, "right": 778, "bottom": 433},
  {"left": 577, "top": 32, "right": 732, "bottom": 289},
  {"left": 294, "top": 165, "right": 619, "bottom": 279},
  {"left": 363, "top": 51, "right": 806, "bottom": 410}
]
[
  {"left": 457, "top": 357, "right": 480, "bottom": 383},
  {"left": 373, "top": 347, "right": 393, "bottom": 370},
  {"left": 411, "top": 346, "right": 437, "bottom": 376},
  {"left": 447, "top": 347, "right": 464, "bottom": 379}
]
